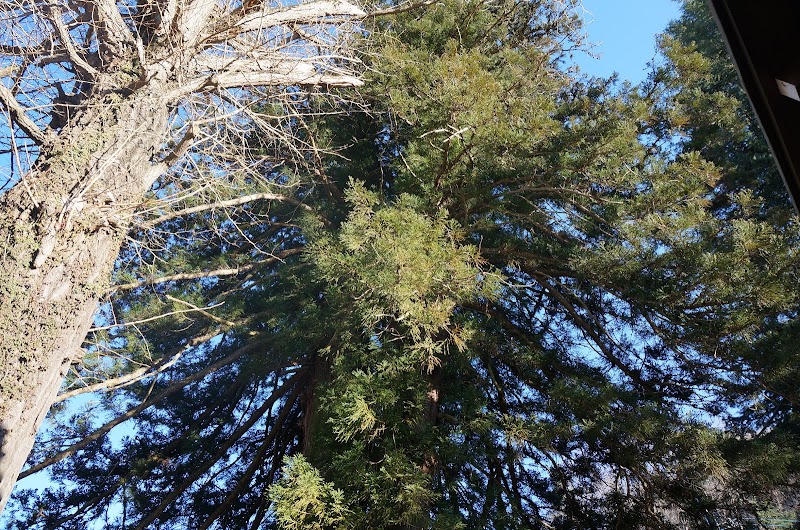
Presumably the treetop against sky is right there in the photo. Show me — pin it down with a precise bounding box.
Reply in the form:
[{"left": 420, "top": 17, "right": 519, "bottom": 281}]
[{"left": 2, "top": 0, "right": 799, "bottom": 529}]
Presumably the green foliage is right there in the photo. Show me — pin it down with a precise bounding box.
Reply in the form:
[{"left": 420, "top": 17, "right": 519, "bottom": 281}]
[
  {"left": 7, "top": 1, "right": 800, "bottom": 529},
  {"left": 311, "top": 181, "right": 498, "bottom": 368},
  {"left": 269, "top": 456, "right": 350, "bottom": 530}
]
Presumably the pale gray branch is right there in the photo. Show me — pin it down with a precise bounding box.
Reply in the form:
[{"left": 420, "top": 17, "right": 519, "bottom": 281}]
[
  {"left": 236, "top": 0, "right": 365, "bottom": 33},
  {"left": 141, "top": 192, "right": 313, "bottom": 227},
  {"left": 54, "top": 345, "right": 187, "bottom": 404},
  {"left": 177, "top": 0, "right": 218, "bottom": 45},
  {"left": 165, "top": 294, "right": 236, "bottom": 327},
  {"left": 110, "top": 265, "right": 254, "bottom": 293},
  {"left": 174, "top": 57, "right": 362, "bottom": 96},
  {"left": 95, "top": 0, "right": 136, "bottom": 51},
  {"left": 88, "top": 302, "right": 226, "bottom": 332},
  {"left": 212, "top": 66, "right": 363, "bottom": 89},
  {"left": 109, "top": 248, "right": 303, "bottom": 293},
  {"left": 0, "top": 76, "right": 51, "bottom": 145},
  {"left": 46, "top": 4, "right": 99, "bottom": 78}
]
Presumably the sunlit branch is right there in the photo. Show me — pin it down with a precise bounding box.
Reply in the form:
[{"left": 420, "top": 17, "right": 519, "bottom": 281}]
[
  {"left": 139, "top": 193, "right": 314, "bottom": 227},
  {"left": 19, "top": 339, "right": 281, "bottom": 479},
  {"left": 171, "top": 61, "right": 363, "bottom": 99},
  {"left": 110, "top": 264, "right": 255, "bottom": 292},
  {"left": 234, "top": 0, "right": 366, "bottom": 33},
  {"left": 87, "top": 300, "right": 226, "bottom": 332},
  {"left": 46, "top": 4, "right": 100, "bottom": 78},
  {"left": 0, "top": 75, "right": 50, "bottom": 145},
  {"left": 165, "top": 293, "right": 237, "bottom": 326},
  {"left": 54, "top": 329, "right": 222, "bottom": 403}
]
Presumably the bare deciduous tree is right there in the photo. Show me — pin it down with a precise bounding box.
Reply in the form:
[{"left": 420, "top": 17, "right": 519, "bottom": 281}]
[{"left": 0, "top": 0, "right": 366, "bottom": 512}]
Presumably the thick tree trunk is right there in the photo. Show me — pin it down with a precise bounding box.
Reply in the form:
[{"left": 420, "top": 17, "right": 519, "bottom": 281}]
[
  {"left": 0, "top": 91, "right": 169, "bottom": 513},
  {"left": 0, "top": 0, "right": 366, "bottom": 513}
]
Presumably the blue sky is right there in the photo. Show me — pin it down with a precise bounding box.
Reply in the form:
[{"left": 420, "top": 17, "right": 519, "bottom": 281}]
[
  {"left": 0, "top": 0, "right": 686, "bottom": 524},
  {"left": 576, "top": 0, "right": 682, "bottom": 82}
]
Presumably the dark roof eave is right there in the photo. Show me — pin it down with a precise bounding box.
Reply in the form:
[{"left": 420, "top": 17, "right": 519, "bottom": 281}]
[{"left": 706, "top": 0, "right": 800, "bottom": 211}]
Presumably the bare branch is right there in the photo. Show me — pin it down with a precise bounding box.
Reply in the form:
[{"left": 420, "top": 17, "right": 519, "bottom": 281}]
[
  {"left": 54, "top": 344, "right": 186, "bottom": 403},
  {"left": 223, "top": 68, "right": 362, "bottom": 89},
  {"left": 109, "top": 247, "right": 303, "bottom": 298},
  {"left": 94, "top": 0, "right": 137, "bottom": 55},
  {"left": 174, "top": 58, "right": 362, "bottom": 97},
  {"left": 235, "top": 0, "right": 366, "bottom": 33},
  {"left": 88, "top": 301, "right": 226, "bottom": 332},
  {"left": 46, "top": 4, "right": 100, "bottom": 78},
  {"left": 159, "top": 121, "right": 199, "bottom": 166},
  {"left": 0, "top": 44, "right": 35, "bottom": 56},
  {"left": 110, "top": 265, "right": 255, "bottom": 292},
  {"left": 165, "top": 294, "right": 236, "bottom": 327},
  {"left": 0, "top": 70, "right": 51, "bottom": 145},
  {"left": 140, "top": 193, "right": 314, "bottom": 226},
  {"left": 20, "top": 339, "right": 279, "bottom": 479},
  {"left": 177, "top": 0, "right": 218, "bottom": 45}
]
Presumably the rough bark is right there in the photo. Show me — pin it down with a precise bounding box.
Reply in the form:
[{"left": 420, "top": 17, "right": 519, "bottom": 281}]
[
  {"left": 0, "top": 0, "right": 366, "bottom": 513},
  {"left": 0, "top": 89, "right": 170, "bottom": 513}
]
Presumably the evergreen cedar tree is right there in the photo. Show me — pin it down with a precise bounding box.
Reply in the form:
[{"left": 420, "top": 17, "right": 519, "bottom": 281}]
[{"left": 4, "top": 0, "right": 800, "bottom": 528}]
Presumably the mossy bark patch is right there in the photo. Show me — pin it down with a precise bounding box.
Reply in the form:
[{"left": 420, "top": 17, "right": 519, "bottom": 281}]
[{"left": 0, "top": 90, "right": 170, "bottom": 512}]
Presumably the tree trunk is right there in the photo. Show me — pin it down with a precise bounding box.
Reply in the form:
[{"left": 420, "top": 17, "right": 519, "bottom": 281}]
[
  {"left": 0, "top": 90, "right": 169, "bottom": 513},
  {"left": 300, "top": 352, "right": 332, "bottom": 459},
  {"left": 0, "top": 0, "right": 367, "bottom": 513}
]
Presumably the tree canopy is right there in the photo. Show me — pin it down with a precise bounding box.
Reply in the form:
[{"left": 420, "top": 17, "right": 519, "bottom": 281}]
[{"left": 3, "top": 0, "right": 800, "bottom": 528}]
